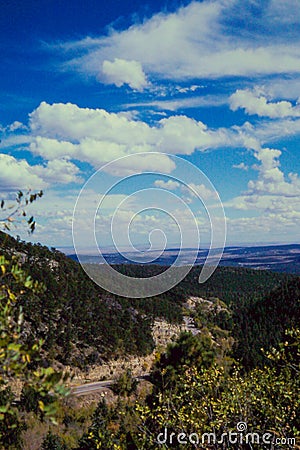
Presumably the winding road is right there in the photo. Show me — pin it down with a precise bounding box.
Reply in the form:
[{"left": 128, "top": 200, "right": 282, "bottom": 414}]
[{"left": 71, "top": 374, "right": 150, "bottom": 396}]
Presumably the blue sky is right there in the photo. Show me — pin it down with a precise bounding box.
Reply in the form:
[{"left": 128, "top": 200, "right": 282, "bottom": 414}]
[{"left": 1, "top": 0, "right": 300, "bottom": 249}]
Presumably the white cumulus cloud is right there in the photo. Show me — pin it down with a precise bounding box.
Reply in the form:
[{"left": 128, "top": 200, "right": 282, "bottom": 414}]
[
  {"left": 28, "top": 102, "right": 249, "bottom": 175},
  {"left": 102, "top": 58, "right": 148, "bottom": 91},
  {"left": 233, "top": 162, "right": 249, "bottom": 171},
  {"left": 0, "top": 154, "right": 47, "bottom": 190},
  {"left": 0, "top": 153, "right": 81, "bottom": 191},
  {"left": 230, "top": 89, "right": 300, "bottom": 118},
  {"left": 154, "top": 179, "right": 180, "bottom": 190}
]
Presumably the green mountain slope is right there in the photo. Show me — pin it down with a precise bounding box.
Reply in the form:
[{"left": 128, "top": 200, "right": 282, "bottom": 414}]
[{"left": 1, "top": 232, "right": 298, "bottom": 371}]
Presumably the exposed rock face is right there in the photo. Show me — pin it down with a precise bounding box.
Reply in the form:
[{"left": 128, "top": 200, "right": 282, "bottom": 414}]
[
  {"left": 68, "top": 318, "right": 182, "bottom": 384},
  {"left": 68, "top": 299, "right": 204, "bottom": 385}
]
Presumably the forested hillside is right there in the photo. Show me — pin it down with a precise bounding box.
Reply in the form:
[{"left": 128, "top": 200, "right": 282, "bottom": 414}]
[
  {"left": 1, "top": 231, "right": 300, "bottom": 448},
  {"left": 0, "top": 232, "right": 178, "bottom": 367},
  {"left": 1, "top": 231, "right": 298, "bottom": 371},
  {"left": 118, "top": 263, "right": 299, "bottom": 367}
]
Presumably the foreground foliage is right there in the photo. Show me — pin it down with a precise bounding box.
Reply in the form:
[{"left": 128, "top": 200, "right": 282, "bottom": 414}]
[
  {"left": 81, "top": 328, "right": 300, "bottom": 449},
  {"left": 0, "top": 256, "right": 69, "bottom": 448},
  {"left": 0, "top": 192, "right": 69, "bottom": 449}
]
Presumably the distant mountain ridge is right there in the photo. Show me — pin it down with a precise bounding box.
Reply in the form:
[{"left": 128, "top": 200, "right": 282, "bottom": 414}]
[{"left": 69, "top": 243, "right": 300, "bottom": 274}]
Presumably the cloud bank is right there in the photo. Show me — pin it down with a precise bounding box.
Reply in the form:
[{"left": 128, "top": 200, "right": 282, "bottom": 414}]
[{"left": 58, "top": 0, "right": 300, "bottom": 85}]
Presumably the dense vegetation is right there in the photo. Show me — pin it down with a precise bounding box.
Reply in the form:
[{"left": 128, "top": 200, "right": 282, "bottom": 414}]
[
  {"left": 26, "top": 325, "right": 300, "bottom": 449},
  {"left": 0, "top": 232, "right": 295, "bottom": 364},
  {"left": 1, "top": 231, "right": 298, "bottom": 371},
  {"left": 1, "top": 227, "right": 300, "bottom": 448},
  {"left": 0, "top": 232, "right": 183, "bottom": 367},
  {"left": 116, "top": 263, "right": 298, "bottom": 368}
]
